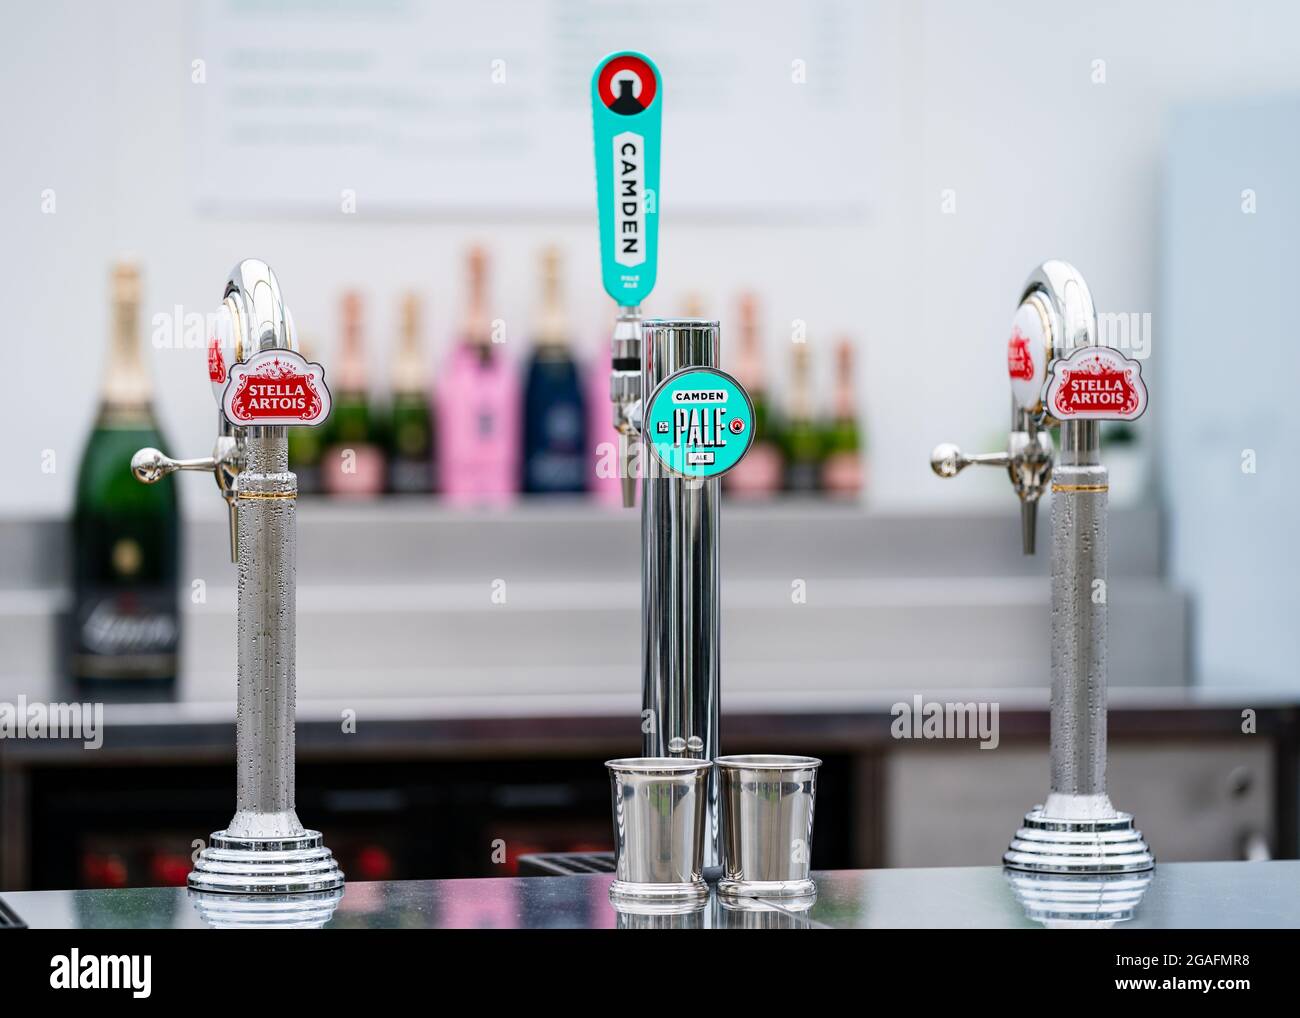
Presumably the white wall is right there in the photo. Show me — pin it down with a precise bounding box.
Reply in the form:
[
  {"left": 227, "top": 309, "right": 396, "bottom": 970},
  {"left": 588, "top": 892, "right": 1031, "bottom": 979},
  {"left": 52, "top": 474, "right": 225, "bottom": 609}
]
[{"left": 4, "top": 0, "right": 1300, "bottom": 518}]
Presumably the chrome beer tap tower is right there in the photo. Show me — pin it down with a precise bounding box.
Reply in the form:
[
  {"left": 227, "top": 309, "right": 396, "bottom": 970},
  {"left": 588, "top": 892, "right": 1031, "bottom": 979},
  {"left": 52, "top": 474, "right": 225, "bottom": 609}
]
[
  {"left": 931, "top": 260, "right": 1155, "bottom": 875},
  {"left": 131, "top": 259, "right": 344, "bottom": 895},
  {"left": 639, "top": 318, "right": 724, "bottom": 867},
  {"left": 592, "top": 53, "right": 754, "bottom": 871}
]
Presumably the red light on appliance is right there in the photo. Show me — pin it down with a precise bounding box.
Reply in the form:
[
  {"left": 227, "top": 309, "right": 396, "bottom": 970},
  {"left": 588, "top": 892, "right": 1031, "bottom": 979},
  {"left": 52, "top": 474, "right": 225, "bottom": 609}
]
[{"left": 354, "top": 845, "right": 394, "bottom": 881}]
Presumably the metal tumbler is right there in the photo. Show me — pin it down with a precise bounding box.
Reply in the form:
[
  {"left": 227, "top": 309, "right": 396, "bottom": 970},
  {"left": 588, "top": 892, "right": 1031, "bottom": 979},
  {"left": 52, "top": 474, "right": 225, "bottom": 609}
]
[
  {"left": 716, "top": 754, "right": 821, "bottom": 900},
  {"left": 606, "top": 758, "right": 711, "bottom": 904}
]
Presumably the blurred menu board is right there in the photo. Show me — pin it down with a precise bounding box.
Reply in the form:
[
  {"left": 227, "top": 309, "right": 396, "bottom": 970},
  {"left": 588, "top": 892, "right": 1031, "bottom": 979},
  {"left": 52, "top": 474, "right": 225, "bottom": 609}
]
[{"left": 195, "top": 0, "right": 871, "bottom": 216}]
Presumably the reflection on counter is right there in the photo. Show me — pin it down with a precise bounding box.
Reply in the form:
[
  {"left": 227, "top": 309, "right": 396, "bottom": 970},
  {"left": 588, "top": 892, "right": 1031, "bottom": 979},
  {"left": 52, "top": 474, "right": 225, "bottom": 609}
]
[{"left": 5, "top": 862, "right": 1297, "bottom": 930}]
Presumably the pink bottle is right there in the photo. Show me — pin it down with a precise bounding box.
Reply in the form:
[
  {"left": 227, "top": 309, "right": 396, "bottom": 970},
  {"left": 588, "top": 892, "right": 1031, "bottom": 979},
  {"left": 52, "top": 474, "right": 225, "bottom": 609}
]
[
  {"left": 723, "top": 293, "right": 783, "bottom": 498},
  {"left": 436, "top": 247, "right": 519, "bottom": 507}
]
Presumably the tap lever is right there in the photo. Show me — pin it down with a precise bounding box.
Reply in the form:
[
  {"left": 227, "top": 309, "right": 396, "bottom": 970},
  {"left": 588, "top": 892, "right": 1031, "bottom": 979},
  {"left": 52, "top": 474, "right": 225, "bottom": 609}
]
[
  {"left": 931, "top": 419, "right": 1053, "bottom": 555},
  {"left": 929, "top": 443, "right": 1010, "bottom": 478},
  {"left": 131, "top": 448, "right": 220, "bottom": 483},
  {"left": 132, "top": 427, "right": 245, "bottom": 560}
]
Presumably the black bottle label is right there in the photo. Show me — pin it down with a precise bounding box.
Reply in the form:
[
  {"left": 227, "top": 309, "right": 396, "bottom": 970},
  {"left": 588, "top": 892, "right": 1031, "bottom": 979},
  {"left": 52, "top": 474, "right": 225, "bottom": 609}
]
[
  {"left": 389, "top": 458, "right": 434, "bottom": 494},
  {"left": 71, "top": 587, "right": 178, "bottom": 680}
]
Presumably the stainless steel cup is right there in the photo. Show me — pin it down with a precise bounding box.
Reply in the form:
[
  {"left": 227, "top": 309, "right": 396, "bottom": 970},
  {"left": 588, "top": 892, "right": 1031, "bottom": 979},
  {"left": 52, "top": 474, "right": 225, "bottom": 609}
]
[
  {"left": 606, "top": 758, "right": 711, "bottom": 903},
  {"left": 716, "top": 754, "right": 821, "bottom": 899}
]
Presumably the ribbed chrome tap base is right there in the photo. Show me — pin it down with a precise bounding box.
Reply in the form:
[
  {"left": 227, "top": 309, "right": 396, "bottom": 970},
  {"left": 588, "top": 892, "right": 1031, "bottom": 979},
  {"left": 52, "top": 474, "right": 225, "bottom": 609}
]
[
  {"left": 187, "top": 830, "right": 345, "bottom": 895},
  {"left": 1005, "top": 869, "right": 1153, "bottom": 925},
  {"left": 189, "top": 887, "right": 344, "bottom": 927},
  {"left": 1004, "top": 808, "right": 1155, "bottom": 874}
]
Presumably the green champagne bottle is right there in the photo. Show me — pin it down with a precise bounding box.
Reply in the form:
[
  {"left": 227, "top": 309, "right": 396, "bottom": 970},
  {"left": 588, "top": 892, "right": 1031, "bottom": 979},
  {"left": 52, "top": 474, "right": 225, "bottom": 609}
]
[
  {"left": 323, "top": 292, "right": 386, "bottom": 497},
  {"left": 821, "top": 337, "right": 865, "bottom": 498},
  {"left": 287, "top": 336, "right": 326, "bottom": 494},
  {"left": 71, "top": 263, "right": 180, "bottom": 692},
  {"left": 782, "top": 343, "right": 823, "bottom": 493},
  {"left": 387, "top": 293, "right": 435, "bottom": 494}
]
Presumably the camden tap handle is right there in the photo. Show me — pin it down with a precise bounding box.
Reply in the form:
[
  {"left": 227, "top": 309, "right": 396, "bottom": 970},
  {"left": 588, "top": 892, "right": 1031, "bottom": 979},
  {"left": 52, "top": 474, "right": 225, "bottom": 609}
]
[{"left": 591, "top": 51, "right": 663, "bottom": 508}]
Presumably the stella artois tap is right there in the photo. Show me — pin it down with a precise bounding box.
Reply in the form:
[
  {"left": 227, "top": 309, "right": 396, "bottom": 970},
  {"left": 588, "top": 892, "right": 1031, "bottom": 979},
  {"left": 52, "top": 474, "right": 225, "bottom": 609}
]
[
  {"left": 930, "top": 261, "right": 1155, "bottom": 875},
  {"left": 130, "top": 260, "right": 344, "bottom": 896}
]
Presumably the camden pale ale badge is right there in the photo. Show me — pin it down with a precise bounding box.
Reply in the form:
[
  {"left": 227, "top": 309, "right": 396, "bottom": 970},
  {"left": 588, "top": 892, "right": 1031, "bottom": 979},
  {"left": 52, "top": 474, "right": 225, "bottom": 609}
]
[
  {"left": 222, "top": 349, "right": 332, "bottom": 427},
  {"left": 643, "top": 367, "right": 754, "bottom": 479},
  {"left": 1044, "top": 346, "right": 1148, "bottom": 421}
]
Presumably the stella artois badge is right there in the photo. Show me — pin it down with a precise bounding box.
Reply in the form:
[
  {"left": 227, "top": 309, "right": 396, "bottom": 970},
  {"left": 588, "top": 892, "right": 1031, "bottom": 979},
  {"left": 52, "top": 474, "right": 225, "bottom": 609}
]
[
  {"left": 207, "top": 305, "right": 236, "bottom": 407},
  {"left": 1007, "top": 299, "right": 1050, "bottom": 412},
  {"left": 1044, "top": 346, "right": 1148, "bottom": 421},
  {"left": 222, "top": 348, "right": 332, "bottom": 427}
]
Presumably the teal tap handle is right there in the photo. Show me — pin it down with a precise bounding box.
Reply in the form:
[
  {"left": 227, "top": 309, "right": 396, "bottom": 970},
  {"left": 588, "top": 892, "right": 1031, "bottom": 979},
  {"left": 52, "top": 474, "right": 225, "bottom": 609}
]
[{"left": 591, "top": 51, "right": 662, "bottom": 307}]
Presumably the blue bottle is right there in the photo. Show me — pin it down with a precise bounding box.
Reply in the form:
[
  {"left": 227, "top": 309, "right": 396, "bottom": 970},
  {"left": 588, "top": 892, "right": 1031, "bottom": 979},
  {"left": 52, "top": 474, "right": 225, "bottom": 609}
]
[{"left": 523, "top": 248, "right": 588, "bottom": 494}]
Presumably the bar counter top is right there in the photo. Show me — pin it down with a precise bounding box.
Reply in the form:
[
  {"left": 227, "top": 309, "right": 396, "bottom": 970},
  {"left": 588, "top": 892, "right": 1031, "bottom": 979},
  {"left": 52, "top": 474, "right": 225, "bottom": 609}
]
[{"left": 5, "top": 861, "right": 1299, "bottom": 929}]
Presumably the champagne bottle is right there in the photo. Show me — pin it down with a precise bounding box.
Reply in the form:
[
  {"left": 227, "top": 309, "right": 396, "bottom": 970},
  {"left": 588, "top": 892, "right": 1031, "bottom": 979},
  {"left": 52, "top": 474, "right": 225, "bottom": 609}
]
[
  {"left": 436, "top": 247, "right": 518, "bottom": 506},
  {"left": 387, "top": 293, "right": 435, "bottom": 494},
  {"left": 322, "top": 291, "right": 386, "bottom": 497},
  {"left": 723, "top": 293, "right": 783, "bottom": 498},
  {"left": 821, "top": 337, "right": 865, "bottom": 498},
  {"left": 782, "top": 343, "right": 823, "bottom": 493},
  {"left": 287, "top": 336, "right": 325, "bottom": 494},
  {"left": 71, "top": 263, "right": 179, "bottom": 692},
  {"left": 522, "top": 248, "right": 587, "bottom": 494}
]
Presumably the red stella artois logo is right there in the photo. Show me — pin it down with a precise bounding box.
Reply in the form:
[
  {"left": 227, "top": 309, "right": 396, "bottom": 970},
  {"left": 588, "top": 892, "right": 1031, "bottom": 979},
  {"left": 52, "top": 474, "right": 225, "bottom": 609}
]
[
  {"left": 221, "top": 349, "right": 332, "bottom": 427},
  {"left": 1006, "top": 328, "right": 1034, "bottom": 381},
  {"left": 1045, "top": 346, "right": 1148, "bottom": 421},
  {"left": 207, "top": 335, "right": 227, "bottom": 384}
]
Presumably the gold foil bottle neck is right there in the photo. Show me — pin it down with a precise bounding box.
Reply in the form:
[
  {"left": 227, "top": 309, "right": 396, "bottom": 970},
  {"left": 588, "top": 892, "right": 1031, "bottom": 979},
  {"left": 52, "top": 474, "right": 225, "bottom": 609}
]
[
  {"left": 101, "top": 260, "right": 152, "bottom": 412},
  {"left": 789, "top": 342, "right": 813, "bottom": 422},
  {"left": 535, "top": 246, "right": 568, "bottom": 348},
  {"left": 392, "top": 291, "right": 427, "bottom": 394},
  {"left": 464, "top": 246, "right": 492, "bottom": 349},
  {"left": 336, "top": 290, "right": 368, "bottom": 392},
  {"left": 732, "top": 292, "right": 765, "bottom": 392},
  {"left": 833, "top": 336, "right": 856, "bottom": 419}
]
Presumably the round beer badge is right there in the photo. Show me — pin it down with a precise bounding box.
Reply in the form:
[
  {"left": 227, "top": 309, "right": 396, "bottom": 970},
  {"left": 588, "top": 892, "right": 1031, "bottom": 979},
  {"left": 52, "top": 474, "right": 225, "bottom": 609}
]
[
  {"left": 597, "top": 54, "right": 658, "bottom": 115},
  {"left": 642, "top": 367, "right": 754, "bottom": 479},
  {"left": 1007, "top": 296, "right": 1051, "bottom": 412}
]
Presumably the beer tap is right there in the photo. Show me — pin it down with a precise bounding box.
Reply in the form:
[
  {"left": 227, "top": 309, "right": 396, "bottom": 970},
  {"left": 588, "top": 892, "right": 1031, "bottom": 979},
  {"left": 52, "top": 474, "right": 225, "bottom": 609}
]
[
  {"left": 592, "top": 51, "right": 663, "bottom": 509},
  {"left": 591, "top": 53, "right": 754, "bottom": 873},
  {"left": 931, "top": 260, "right": 1154, "bottom": 874},
  {"left": 131, "top": 259, "right": 343, "bottom": 895}
]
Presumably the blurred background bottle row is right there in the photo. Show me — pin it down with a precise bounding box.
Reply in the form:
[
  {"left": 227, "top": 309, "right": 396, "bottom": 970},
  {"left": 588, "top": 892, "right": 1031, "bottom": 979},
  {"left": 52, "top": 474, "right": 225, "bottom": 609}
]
[{"left": 285, "top": 247, "right": 867, "bottom": 503}]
